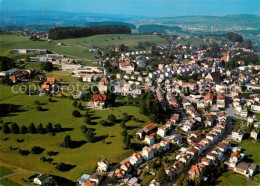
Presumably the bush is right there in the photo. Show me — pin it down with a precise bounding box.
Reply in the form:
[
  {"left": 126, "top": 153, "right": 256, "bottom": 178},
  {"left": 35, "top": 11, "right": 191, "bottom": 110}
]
[
  {"left": 31, "top": 146, "right": 45, "bottom": 154},
  {"left": 35, "top": 106, "right": 43, "bottom": 111},
  {"left": 55, "top": 162, "right": 75, "bottom": 171},
  {"left": 47, "top": 151, "right": 59, "bottom": 156},
  {"left": 72, "top": 110, "right": 81, "bottom": 117},
  {"left": 108, "top": 114, "right": 116, "bottom": 123},
  {"left": 18, "top": 149, "right": 30, "bottom": 156},
  {"left": 99, "top": 120, "right": 108, "bottom": 126}
]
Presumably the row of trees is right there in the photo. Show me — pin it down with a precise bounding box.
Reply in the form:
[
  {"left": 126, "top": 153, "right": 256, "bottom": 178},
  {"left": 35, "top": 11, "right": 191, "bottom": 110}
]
[
  {"left": 3, "top": 122, "right": 62, "bottom": 134},
  {"left": 48, "top": 25, "right": 131, "bottom": 40}
]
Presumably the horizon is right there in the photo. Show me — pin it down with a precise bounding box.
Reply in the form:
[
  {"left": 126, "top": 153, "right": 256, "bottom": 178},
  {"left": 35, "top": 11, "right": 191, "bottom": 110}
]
[{"left": 1, "top": 0, "right": 259, "bottom": 18}]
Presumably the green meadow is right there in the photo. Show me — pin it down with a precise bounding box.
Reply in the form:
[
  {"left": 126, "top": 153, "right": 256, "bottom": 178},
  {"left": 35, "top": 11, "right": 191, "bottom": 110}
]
[{"left": 0, "top": 85, "right": 151, "bottom": 182}]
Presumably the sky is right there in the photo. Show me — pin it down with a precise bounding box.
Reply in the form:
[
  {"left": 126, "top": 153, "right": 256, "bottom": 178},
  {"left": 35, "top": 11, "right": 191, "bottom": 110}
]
[{"left": 1, "top": 0, "right": 259, "bottom": 17}]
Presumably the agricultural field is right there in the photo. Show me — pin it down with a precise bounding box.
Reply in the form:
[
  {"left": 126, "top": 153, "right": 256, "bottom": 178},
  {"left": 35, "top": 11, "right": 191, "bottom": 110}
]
[
  {"left": 58, "top": 34, "right": 168, "bottom": 49},
  {"left": 0, "top": 34, "right": 96, "bottom": 60},
  {"left": 177, "top": 36, "right": 208, "bottom": 47},
  {"left": 0, "top": 85, "right": 151, "bottom": 181}
]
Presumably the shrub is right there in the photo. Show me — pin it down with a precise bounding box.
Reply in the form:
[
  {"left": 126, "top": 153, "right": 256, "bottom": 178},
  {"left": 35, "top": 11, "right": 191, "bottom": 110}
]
[
  {"left": 72, "top": 110, "right": 81, "bottom": 117},
  {"left": 31, "top": 146, "right": 45, "bottom": 154}
]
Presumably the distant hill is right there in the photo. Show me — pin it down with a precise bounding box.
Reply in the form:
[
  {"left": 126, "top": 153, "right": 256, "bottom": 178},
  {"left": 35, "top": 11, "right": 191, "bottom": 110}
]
[
  {"left": 149, "top": 14, "right": 260, "bottom": 30},
  {"left": 85, "top": 22, "right": 136, "bottom": 29}
]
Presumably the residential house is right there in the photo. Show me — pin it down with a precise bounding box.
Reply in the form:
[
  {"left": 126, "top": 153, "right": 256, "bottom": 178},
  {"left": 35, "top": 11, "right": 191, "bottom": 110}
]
[
  {"left": 157, "top": 126, "right": 168, "bottom": 137},
  {"left": 160, "top": 140, "right": 170, "bottom": 151},
  {"left": 234, "top": 162, "right": 257, "bottom": 177},
  {"left": 33, "top": 174, "right": 51, "bottom": 185},
  {"left": 217, "top": 94, "right": 225, "bottom": 109},
  {"left": 97, "top": 159, "right": 109, "bottom": 172},
  {"left": 93, "top": 94, "right": 107, "bottom": 109},
  {"left": 250, "top": 130, "right": 258, "bottom": 140},
  {"left": 120, "top": 161, "right": 132, "bottom": 172},
  {"left": 130, "top": 153, "right": 143, "bottom": 166},
  {"left": 231, "top": 129, "right": 244, "bottom": 142},
  {"left": 142, "top": 146, "right": 155, "bottom": 160},
  {"left": 89, "top": 173, "right": 103, "bottom": 185},
  {"left": 144, "top": 133, "right": 156, "bottom": 146},
  {"left": 188, "top": 163, "right": 205, "bottom": 179},
  {"left": 78, "top": 174, "right": 91, "bottom": 185}
]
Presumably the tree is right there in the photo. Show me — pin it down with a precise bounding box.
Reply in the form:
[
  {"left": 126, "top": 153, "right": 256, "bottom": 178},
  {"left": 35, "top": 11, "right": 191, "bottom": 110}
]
[
  {"left": 122, "top": 112, "right": 129, "bottom": 121},
  {"left": 156, "top": 167, "right": 167, "bottom": 183},
  {"left": 86, "top": 129, "right": 94, "bottom": 143},
  {"left": 54, "top": 124, "right": 62, "bottom": 132},
  {"left": 120, "top": 121, "right": 126, "bottom": 129},
  {"left": 31, "top": 146, "right": 44, "bottom": 154},
  {"left": 205, "top": 102, "right": 211, "bottom": 112},
  {"left": 72, "top": 110, "right": 81, "bottom": 117},
  {"left": 21, "top": 125, "right": 27, "bottom": 134},
  {"left": 3, "top": 123, "right": 10, "bottom": 134},
  {"left": 81, "top": 125, "right": 88, "bottom": 134},
  {"left": 37, "top": 123, "right": 45, "bottom": 134},
  {"left": 41, "top": 62, "right": 53, "bottom": 71},
  {"left": 99, "top": 120, "right": 108, "bottom": 126},
  {"left": 28, "top": 123, "right": 37, "bottom": 134},
  {"left": 46, "top": 122, "right": 53, "bottom": 133},
  {"left": 108, "top": 114, "right": 116, "bottom": 123},
  {"left": 61, "top": 135, "right": 72, "bottom": 148},
  {"left": 11, "top": 122, "right": 20, "bottom": 134},
  {"left": 85, "top": 115, "right": 92, "bottom": 124},
  {"left": 73, "top": 100, "right": 78, "bottom": 107},
  {"left": 194, "top": 175, "right": 202, "bottom": 186},
  {"left": 77, "top": 102, "right": 83, "bottom": 110}
]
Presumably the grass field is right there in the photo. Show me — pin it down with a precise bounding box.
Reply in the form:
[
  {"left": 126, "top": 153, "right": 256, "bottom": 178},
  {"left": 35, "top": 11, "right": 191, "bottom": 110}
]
[
  {"left": 177, "top": 36, "right": 208, "bottom": 47},
  {"left": 0, "top": 34, "right": 96, "bottom": 60},
  {"left": 0, "top": 85, "right": 151, "bottom": 181},
  {"left": 217, "top": 140, "right": 260, "bottom": 185},
  {"left": 216, "top": 170, "right": 259, "bottom": 186},
  {"left": 58, "top": 34, "right": 168, "bottom": 49},
  {"left": 239, "top": 140, "right": 260, "bottom": 165}
]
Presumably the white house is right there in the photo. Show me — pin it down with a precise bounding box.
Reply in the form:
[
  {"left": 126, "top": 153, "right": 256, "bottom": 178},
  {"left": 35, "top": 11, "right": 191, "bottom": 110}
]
[
  {"left": 142, "top": 146, "right": 154, "bottom": 160},
  {"left": 157, "top": 126, "right": 168, "bottom": 137},
  {"left": 33, "top": 174, "right": 51, "bottom": 185},
  {"left": 144, "top": 133, "right": 156, "bottom": 146},
  {"left": 231, "top": 129, "right": 244, "bottom": 142},
  {"left": 97, "top": 159, "right": 109, "bottom": 172},
  {"left": 130, "top": 153, "right": 143, "bottom": 166}
]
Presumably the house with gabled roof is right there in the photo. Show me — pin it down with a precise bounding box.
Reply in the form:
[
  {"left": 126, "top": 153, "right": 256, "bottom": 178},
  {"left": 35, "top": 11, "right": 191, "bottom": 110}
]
[
  {"left": 142, "top": 146, "right": 154, "bottom": 160},
  {"left": 144, "top": 133, "right": 156, "bottom": 146},
  {"left": 97, "top": 158, "right": 109, "bottom": 172},
  {"left": 93, "top": 94, "right": 107, "bottom": 109},
  {"left": 130, "top": 153, "right": 143, "bottom": 166}
]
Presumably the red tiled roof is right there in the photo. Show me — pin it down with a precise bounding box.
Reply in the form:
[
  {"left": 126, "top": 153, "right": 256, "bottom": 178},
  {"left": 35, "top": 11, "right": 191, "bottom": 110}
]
[{"left": 93, "top": 94, "right": 107, "bottom": 102}]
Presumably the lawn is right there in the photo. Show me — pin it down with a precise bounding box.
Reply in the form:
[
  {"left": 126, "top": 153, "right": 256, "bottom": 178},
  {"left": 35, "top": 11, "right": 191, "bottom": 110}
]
[
  {"left": 239, "top": 140, "right": 260, "bottom": 165},
  {"left": 58, "top": 34, "right": 168, "bottom": 49},
  {"left": 141, "top": 174, "right": 155, "bottom": 186},
  {"left": 216, "top": 170, "right": 259, "bottom": 186},
  {"left": 0, "top": 85, "right": 151, "bottom": 181}
]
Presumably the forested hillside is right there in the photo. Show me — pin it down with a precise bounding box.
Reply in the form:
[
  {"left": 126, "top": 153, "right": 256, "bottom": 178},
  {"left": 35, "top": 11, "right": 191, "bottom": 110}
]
[{"left": 48, "top": 25, "right": 131, "bottom": 40}]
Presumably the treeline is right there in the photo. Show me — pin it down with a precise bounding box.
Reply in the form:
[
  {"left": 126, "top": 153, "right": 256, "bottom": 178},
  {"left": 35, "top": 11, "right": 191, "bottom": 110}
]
[
  {"left": 48, "top": 25, "right": 132, "bottom": 40},
  {"left": 138, "top": 24, "right": 182, "bottom": 34},
  {"left": 0, "top": 56, "right": 16, "bottom": 71},
  {"left": 85, "top": 21, "right": 136, "bottom": 29}
]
